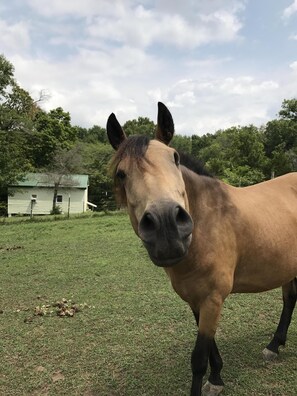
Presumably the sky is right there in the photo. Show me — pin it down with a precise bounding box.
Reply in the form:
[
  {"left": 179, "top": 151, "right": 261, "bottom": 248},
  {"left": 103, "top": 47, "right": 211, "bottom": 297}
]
[{"left": 1, "top": 0, "right": 297, "bottom": 136}]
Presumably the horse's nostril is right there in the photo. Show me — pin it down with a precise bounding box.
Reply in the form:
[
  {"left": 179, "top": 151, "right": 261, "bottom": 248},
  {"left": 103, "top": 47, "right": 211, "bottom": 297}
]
[
  {"left": 140, "top": 212, "right": 156, "bottom": 233},
  {"left": 174, "top": 205, "right": 193, "bottom": 237},
  {"left": 175, "top": 206, "right": 189, "bottom": 225}
]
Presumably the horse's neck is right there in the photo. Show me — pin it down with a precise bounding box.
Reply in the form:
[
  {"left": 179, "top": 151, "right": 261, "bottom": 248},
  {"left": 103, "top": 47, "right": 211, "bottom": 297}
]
[{"left": 181, "top": 166, "right": 233, "bottom": 219}]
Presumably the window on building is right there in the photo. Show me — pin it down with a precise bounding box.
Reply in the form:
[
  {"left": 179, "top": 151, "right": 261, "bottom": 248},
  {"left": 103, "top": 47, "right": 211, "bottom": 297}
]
[{"left": 56, "top": 195, "right": 63, "bottom": 203}]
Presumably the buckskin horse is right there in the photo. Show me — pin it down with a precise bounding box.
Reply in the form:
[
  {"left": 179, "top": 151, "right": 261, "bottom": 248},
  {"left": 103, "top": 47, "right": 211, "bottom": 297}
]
[{"left": 106, "top": 102, "right": 297, "bottom": 396}]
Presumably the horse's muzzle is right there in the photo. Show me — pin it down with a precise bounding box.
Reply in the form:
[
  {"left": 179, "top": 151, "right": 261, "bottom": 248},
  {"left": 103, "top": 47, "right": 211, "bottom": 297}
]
[{"left": 138, "top": 201, "right": 193, "bottom": 267}]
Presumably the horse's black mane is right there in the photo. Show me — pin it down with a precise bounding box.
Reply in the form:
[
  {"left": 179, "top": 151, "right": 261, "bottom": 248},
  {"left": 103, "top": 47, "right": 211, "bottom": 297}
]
[
  {"left": 111, "top": 135, "right": 212, "bottom": 178},
  {"left": 179, "top": 152, "right": 213, "bottom": 178}
]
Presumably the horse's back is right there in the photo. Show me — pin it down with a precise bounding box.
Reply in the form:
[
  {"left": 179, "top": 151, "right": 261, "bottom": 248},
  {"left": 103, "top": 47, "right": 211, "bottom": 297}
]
[
  {"left": 244, "top": 171, "right": 297, "bottom": 194},
  {"left": 234, "top": 172, "right": 297, "bottom": 214}
]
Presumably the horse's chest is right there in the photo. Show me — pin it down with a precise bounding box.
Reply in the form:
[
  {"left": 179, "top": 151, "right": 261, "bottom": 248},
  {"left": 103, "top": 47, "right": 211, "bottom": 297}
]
[{"left": 168, "top": 271, "right": 212, "bottom": 306}]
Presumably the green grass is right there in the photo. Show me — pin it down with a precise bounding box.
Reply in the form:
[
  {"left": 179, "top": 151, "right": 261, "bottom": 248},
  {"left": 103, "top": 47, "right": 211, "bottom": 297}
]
[{"left": 0, "top": 214, "right": 296, "bottom": 395}]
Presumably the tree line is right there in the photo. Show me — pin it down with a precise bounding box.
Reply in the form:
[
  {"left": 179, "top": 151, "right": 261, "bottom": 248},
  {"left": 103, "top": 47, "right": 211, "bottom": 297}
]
[{"left": 0, "top": 54, "right": 297, "bottom": 215}]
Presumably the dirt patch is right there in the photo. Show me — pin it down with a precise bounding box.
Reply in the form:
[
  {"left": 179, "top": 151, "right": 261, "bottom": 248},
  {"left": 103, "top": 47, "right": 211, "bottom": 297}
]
[
  {"left": 52, "top": 370, "right": 65, "bottom": 383},
  {"left": 0, "top": 245, "right": 23, "bottom": 252},
  {"left": 23, "top": 298, "right": 94, "bottom": 323}
]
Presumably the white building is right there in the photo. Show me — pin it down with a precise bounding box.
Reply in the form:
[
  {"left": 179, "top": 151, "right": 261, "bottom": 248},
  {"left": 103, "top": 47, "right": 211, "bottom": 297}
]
[{"left": 8, "top": 173, "right": 89, "bottom": 216}]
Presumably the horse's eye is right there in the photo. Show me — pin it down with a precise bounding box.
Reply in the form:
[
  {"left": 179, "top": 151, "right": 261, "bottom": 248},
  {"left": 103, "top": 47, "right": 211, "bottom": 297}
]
[
  {"left": 174, "top": 151, "right": 180, "bottom": 167},
  {"left": 116, "top": 170, "right": 126, "bottom": 180}
]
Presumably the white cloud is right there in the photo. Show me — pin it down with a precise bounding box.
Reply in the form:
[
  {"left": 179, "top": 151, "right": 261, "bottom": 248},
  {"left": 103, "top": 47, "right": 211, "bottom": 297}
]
[
  {"left": 0, "top": 20, "right": 30, "bottom": 55},
  {"left": 283, "top": 0, "right": 297, "bottom": 18},
  {"left": 87, "top": 4, "right": 243, "bottom": 50},
  {"left": 290, "top": 60, "right": 297, "bottom": 71},
  {"left": 12, "top": 47, "right": 293, "bottom": 136},
  {"left": 155, "top": 0, "right": 245, "bottom": 19},
  {"left": 10, "top": 43, "right": 160, "bottom": 128},
  {"left": 27, "top": 0, "right": 244, "bottom": 50},
  {"left": 2, "top": 0, "right": 295, "bottom": 138},
  {"left": 152, "top": 76, "right": 280, "bottom": 134},
  {"left": 27, "top": 0, "right": 125, "bottom": 18}
]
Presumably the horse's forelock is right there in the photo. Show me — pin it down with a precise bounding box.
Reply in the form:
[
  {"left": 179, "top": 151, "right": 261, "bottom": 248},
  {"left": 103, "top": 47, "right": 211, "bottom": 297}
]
[
  {"left": 109, "top": 135, "right": 151, "bottom": 207},
  {"left": 110, "top": 136, "right": 150, "bottom": 173}
]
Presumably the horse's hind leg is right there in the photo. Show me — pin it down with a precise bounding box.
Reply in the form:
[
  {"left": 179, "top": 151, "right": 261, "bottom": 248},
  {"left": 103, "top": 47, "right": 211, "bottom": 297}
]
[{"left": 263, "top": 278, "right": 297, "bottom": 360}]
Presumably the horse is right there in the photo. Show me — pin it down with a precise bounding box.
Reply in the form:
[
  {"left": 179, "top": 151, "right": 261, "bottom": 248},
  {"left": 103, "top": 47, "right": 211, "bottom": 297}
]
[{"left": 106, "top": 102, "right": 297, "bottom": 396}]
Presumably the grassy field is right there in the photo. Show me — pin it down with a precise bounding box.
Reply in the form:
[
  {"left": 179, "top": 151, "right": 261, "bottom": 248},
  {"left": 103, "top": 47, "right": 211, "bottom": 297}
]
[{"left": 0, "top": 213, "right": 296, "bottom": 396}]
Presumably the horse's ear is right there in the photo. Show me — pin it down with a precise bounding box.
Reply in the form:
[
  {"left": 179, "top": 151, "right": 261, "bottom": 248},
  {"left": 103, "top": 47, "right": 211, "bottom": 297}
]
[
  {"left": 156, "top": 102, "right": 174, "bottom": 145},
  {"left": 106, "top": 113, "right": 127, "bottom": 150}
]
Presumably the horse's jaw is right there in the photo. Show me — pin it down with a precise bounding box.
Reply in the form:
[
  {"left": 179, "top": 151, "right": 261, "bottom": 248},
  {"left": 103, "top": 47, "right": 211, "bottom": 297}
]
[{"left": 142, "top": 233, "right": 193, "bottom": 268}]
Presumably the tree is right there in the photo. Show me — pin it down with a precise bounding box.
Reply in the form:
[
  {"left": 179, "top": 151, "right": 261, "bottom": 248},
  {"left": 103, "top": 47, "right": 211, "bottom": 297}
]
[
  {"left": 264, "top": 99, "right": 297, "bottom": 176},
  {"left": 264, "top": 119, "right": 297, "bottom": 157},
  {"left": 198, "top": 126, "right": 267, "bottom": 186},
  {"left": 0, "top": 55, "right": 36, "bottom": 192},
  {"left": 171, "top": 135, "right": 192, "bottom": 154},
  {"left": 191, "top": 133, "right": 216, "bottom": 159},
  {"left": 279, "top": 98, "right": 297, "bottom": 121},
  {"left": 43, "top": 145, "right": 83, "bottom": 213},
  {"left": 75, "top": 125, "right": 88, "bottom": 141},
  {"left": 87, "top": 125, "right": 107, "bottom": 143},
  {"left": 0, "top": 54, "right": 14, "bottom": 95},
  {"left": 30, "top": 107, "right": 78, "bottom": 168},
  {"left": 81, "top": 142, "right": 115, "bottom": 210},
  {"left": 123, "top": 117, "right": 155, "bottom": 138}
]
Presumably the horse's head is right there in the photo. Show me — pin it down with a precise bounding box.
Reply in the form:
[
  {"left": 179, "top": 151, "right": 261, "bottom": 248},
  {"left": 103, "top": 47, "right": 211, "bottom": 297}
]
[{"left": 107, "top": 102, "right": 193, "bottom": 267}]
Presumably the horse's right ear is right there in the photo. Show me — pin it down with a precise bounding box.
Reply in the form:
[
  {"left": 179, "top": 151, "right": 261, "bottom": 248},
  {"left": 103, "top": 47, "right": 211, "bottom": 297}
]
[{"left": 106, "top": 113, "right": 127, "bottom": 150}]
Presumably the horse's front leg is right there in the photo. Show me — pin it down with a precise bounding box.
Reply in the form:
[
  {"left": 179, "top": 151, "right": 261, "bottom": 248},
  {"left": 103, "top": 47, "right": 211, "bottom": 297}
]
[
  {"left": 191, "top": 297, "right": 224, "bottom": 396},
  {"left": 192, "top": 310, "right": 224, "bottom": 393}
]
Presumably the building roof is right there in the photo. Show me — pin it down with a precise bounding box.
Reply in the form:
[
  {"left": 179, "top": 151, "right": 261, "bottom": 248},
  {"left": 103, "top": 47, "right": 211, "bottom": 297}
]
[{"left": 11, "top": 173, "right": 89, "bottom": 189}]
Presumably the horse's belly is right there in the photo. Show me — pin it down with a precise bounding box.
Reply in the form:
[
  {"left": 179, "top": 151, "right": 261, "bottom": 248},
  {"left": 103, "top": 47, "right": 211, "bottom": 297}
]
[{"left": 232, "top": 251, "right": 297, "bottom": 293}]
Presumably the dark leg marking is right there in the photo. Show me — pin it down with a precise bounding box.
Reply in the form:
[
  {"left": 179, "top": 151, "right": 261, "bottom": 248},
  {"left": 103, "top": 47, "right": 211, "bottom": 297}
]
[
  {"left": 191, "top": 310, "right": 224, "bottom": 394},
  {"left": 265, "top": 278, "right": 297, "bottom": 356},
  {"left": 208, "top": 339, "right": 224, "bottom": 387},
  {"left": 191, "top": 332, "right": 212, "bottom": 396}
]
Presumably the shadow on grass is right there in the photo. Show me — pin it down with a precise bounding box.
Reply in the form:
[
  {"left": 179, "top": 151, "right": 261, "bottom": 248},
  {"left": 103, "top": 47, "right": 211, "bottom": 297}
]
[
  {"left": 83, "top": 319, "right": 296, "bottom": 396},
  {"left": 105, "top": 315, "right": 296, "bottom": 395}
]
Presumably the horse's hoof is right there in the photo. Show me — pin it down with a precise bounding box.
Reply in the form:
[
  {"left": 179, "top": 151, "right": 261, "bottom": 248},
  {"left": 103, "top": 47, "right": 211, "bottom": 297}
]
[
  {"left": 202, "top": 381, "right": 224, "bottom": 396},
  {"left": 262, "top": 347, "right": 278, "bottom": 361}
]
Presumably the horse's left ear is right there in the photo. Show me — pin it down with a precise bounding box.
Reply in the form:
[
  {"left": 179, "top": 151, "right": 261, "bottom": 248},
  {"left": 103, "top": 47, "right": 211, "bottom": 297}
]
[
  {"left": 156, "top": 102, "right": 174, "bottom": 145},
  {"left": 106, "top": 113, "right": 127, "bottom": 150}
]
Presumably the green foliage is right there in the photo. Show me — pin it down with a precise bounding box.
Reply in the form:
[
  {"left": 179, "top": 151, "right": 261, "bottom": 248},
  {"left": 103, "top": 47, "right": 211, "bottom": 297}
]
[
  {"left": 86, "top": 125, "right": 107, "bottom": 143},
  {"left": 31, "top": 107, "right": 78, "bottom": 168},
  {"left": 81, "top": 142, "right": 115, "bottom": 210},
  {"left": 123, "top": 116, "right": 156, "bottom": 138},
  {"left": 269, "top": 143, "right": 297, "bottom": 177},
  {"left": 50, "top": 205, "right": 62, "bottom": 215},
  {"left": 279, "top": 98, "right": 297, "bottom": 121},
  {"left": 0, "top": 54, "right": 14, "bottom": 95},
  {"left": 222, "top": 166, "right": 265, "bottom": 187},
  {"left": 264, "top": 119, "right": 297, "bottom": 156},
  {"left": 171, "top": 134, "right": 192, "bottom": 154},
  {"left": 263, "top": 100, "right": 297, "bottom": 176},
  {"left": 191, "top": 133, "right": 216, "bottom": 158},
  {"left": 196, "top": 126, "right": 267, "bottom": 186},
  {"left": 76, "top": 125, "right": 107, "bottom": 144},
  {"left": 0, "top": 55, "right": 35, "bottom": 191}
]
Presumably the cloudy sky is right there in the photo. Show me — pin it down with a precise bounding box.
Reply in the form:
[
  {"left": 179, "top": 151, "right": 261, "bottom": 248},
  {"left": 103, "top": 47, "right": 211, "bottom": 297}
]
[{"left": 1, "top": 0, "right": 297, "bottom": 135}]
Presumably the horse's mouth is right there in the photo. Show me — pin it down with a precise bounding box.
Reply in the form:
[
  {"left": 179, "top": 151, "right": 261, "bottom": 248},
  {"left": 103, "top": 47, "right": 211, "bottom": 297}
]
[
  {"left": 143, "top": 234, "right": 192, "bottom": 268},
  {"left": 149, "top": 252, "right": 188, "bottom": 267}
]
